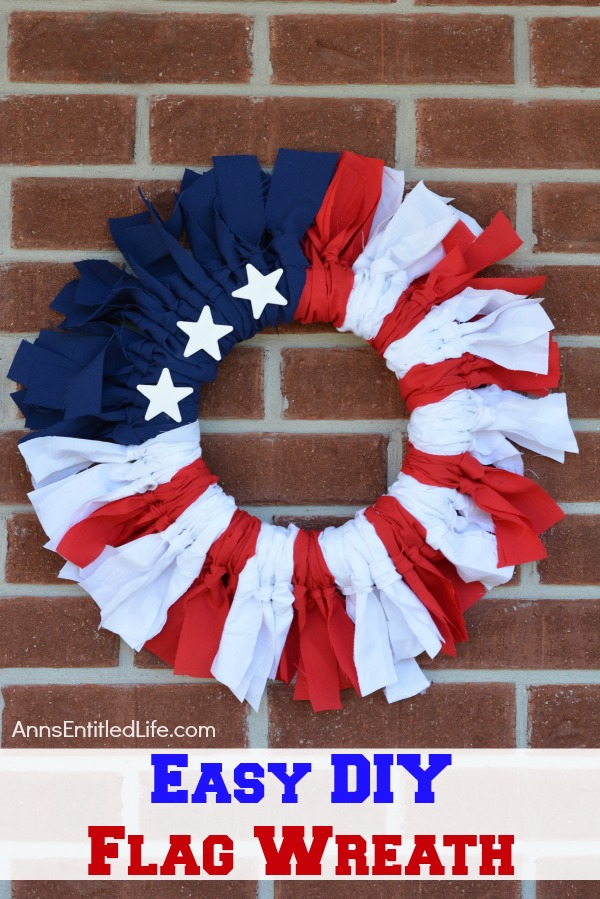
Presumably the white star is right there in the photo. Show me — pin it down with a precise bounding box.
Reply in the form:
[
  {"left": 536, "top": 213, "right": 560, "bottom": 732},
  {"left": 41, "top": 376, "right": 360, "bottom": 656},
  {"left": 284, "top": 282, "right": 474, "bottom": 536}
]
[
  {"left": 136, "top": 367, "right": 194, "bottom": 423},
  {"left": 232, "top": 263, "right": 288, "bottom": 320},
  {"left": 177, "top": 306, "right": 233, "bottom": 360}
]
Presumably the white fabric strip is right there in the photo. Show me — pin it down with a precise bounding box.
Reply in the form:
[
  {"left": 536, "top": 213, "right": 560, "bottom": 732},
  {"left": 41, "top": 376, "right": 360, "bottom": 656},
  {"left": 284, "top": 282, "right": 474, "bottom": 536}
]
[
  {"left": 340, "top": 181, "right": 482, "bottom": 341},
  {"left": 408, "top": 385, "right": 578, "bottom": 475},
  {"left": 59, "top": 483, "right": 235, "bottom": 651},
  {"left": 366, "top": 166, "right": 405, "bottom": 239},
  {"left": 20, "top": 422, "right": 201, "bottom": 549},
  {"left": 319, "top": 515, "right": 442, "bottom": 703},
  {"left": 388, "top": 474, "right": 515, "bottom": 589},
  {"left": 384, "top": 287, "right": 553, "bottom": 378},
  {"left": 211, "top": 523, "right": 298, "bottom": 711}
]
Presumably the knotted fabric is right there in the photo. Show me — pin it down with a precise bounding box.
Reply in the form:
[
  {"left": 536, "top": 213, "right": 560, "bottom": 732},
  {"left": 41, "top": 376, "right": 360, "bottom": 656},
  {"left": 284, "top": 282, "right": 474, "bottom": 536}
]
[
  {"left": 294, "top": 151, "right": 384, "bottom": 326},
  {"left": 144, "top": 508, "right": 262, "bottom": 677},
  {"left": 57, "top": 457, "right": 218, "bottom": 567},
  {"left": 371, "top": 212, "right": 546, "bottom": 354},
  {"left": 278, "top": 529, "right": 359, "bottom": 711},
  {"left": 340, "top": 182, "right": 481, "bottom": 341},
  {"left": 399, "top": 337, "right": 561, "bottom": 412},
  {"left": 383, "top": 288, "right": 554, "bottom": 379},
  {"left": 402, "top": 444, "right": 564, "bottom": 567},
  {"left": 364, "top": 496, "right": 470, "bottom": 655},
  {"left": 21, "top": 421, "right": 201, "bottom": 550},
  {"left": 407, "top": 385, "right": 578, "bottom": 475},
  {"left": 10, "top": 151, "right": 339, "bottom": 443},
  {"left": 319, "top": 515, "right": 442, "bottom": 701},
  {"left": 211, "top": 523, "right": 298, "bottom": 710},
  {"left": 387, "top": 473, "right": 514, "bottom": 590},
  {"left": 60, "top": 484, "right": 236, "bottom": 650}
]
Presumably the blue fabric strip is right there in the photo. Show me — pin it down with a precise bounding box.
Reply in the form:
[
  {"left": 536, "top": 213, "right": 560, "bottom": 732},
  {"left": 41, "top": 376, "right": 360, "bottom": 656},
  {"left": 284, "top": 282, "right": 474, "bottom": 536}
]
[{"left": 10, "top": 151, "right": 340, "bottom": 444}]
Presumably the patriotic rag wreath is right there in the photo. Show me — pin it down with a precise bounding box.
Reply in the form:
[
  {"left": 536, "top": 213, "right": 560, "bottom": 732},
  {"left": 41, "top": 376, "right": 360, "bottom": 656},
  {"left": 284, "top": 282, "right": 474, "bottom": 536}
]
[{"left": 9, "top": 150, "right": 578, "bottom": 712}]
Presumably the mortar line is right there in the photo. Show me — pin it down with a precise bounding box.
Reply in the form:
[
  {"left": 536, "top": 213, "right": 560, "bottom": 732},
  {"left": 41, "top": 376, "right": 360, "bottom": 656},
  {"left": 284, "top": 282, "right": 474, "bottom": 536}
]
[
  {"left": 134, "top": 94, "right": 150, "bottom": 167},
  {"left": 118, "top": 641, "right": 137, "bottom": 672},
  {"left": 516, "top": 182, "right": 535, "bottom": 255},
  {"left": 515, "top": 681, "right": 529, "bottom": 748},
  {"left": 3, "top": 81, "right": 600, "bottom": 99},
  {"left": 0, "top": 8, "right": 8, "bottom": 87},
  {"left": 247, "top": 690, "right": 269, "bottom": 750},
  {"left": 251, "top": 12, "right": 271, "bottom": 88},
  {"left": 396, "top": 97, "right": 416, "bottom": 176},
  {"left": 387, "top": 425, "right": 404, "bottom": 485},
  {"left": 427, "top": 670, "right": 600, "bottom": 685},
  {"left": 0, "top": 514, "right": 8, "bottom": 588},
  {"left": 258, "top": 880, "right": 275, "bottom": 899},
  {"left": 262, "top": 344, "right": 284, "bottom": 424},
  {"left": 0, "top": 172, "right": 11, "bottom": 256},
  {"left": 513, "top": 12, "right": 532, "bottom": 90},
  {"left": 3, "top": 1, "right": 600, "bottom": 16}
]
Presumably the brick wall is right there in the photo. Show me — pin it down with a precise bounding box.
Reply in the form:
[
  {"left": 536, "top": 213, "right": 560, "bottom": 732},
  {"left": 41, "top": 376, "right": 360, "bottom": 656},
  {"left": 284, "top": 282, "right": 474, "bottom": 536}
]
[{"left": 0, "top": 1, "right": 598, "bottom": 897}]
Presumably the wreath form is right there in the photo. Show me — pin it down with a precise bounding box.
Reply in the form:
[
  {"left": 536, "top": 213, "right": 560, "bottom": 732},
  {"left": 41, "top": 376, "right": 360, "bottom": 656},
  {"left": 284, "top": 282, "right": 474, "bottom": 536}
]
[{"left": 10, "top": 150, "right": 578, "bottom": 712}]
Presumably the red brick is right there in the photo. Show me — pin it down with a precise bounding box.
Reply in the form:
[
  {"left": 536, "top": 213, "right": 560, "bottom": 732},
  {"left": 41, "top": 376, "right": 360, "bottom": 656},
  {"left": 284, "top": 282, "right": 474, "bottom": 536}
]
[
  {"left": 200, "top": 347, "right": 263, "bottom": 419},
  {"left": 269, "top": 683, "right": 515, "bottom": 748},
  {"left": 538, "top": 885, "right": 600, "bottom": 899},
  {"left": 271, "top": 15, "right": 513, "bottom": 85},
  {"left": 522, "top": 433, "right": 598, "bottom": 504},
  {"left": 533, "top": 183, "right": 600, "bottom": 254},
  {"left": 531, "top": 18, "right": 600, "bottom": 88},
  {"left": 0, "top": 431, "right": 29, "bottom": 504},
  {"left": 282, "top": 348, "right": 406, "bottom": 420},
  {"left": 134, "top": 647, "right": 170, "bottom": 670},
  {"left": 266, "top": 320, "right": 335, "bottom": 336},
  {"left": 276, "top": 884, "right": 519, "bottom": 899},
  {"left": 9, "top": 12, "right": 251, "bottom": 84},
  {"left": 423, "top": 181, "right": 517, "bottom": 228},
  {"left": 541, "top": 266, "right": 600, "bottom": 335},
  {"left": 539, "top": 516, "right": 600, "bottom": 586},
  {"left": 0, "top": 264, "right": 73, "bottom": 331},
  {"left": 0, "top": 95, "right": 135, "bottom": 164},
  {"left": 529, "top": 685, "right": 600, "bottom": 748},
  {"left": 6, "top": 513, "right": 63, "bottom": 584},
  {"left": 426, "top": 600, "right": 600, "bottom": 671},
  {"left": 12, "top": 179, "right": 176, "bottom": 251},
  {"left": 274, "top": 514, "right": 348, "bottom": 531},
  {"left": 416, "top": 100, "right": 600, "bottom": 169},
  {"left": 150, "top": 96, "right": 396, "bottom": 166},
  {"left": 559, "top": 348, "right": 600, "bottom": 419},
  {"left": 0, "top": 597, "right": 119, "bottom": 668},
  {"left": 2, "top": 684, "right": 247, "bottom": 748},
  {"left": 486, "top": 265, "right": 600, "bottom": 335},
  {"left": 203, "top": 433, "right": 388, "bottom": 505},
  {"left": 13, "top": 884, "right": 255, "bottom": 899}
]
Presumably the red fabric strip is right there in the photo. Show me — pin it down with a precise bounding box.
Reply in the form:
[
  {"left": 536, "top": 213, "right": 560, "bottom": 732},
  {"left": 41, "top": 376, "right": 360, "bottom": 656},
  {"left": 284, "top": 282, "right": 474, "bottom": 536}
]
[
  {"left": 371, "top": 213, "right": 544, "bottom": 356},
  {"left": 57, "top": 457, "right": 218, "bottom": 567},
  {"left": 278, "top": 529, "right": 359, "bottom": 711},
  {"left": 364, "top": 497, "right": 471, "bottom": 656},
  {"left": 402, "top": 444, "right": 564, "bottom": 568},
  {"left": 295, "top": 151, "right": 384, "bottom": 326},
  {"left": 144, "top": 509, "right": 262, "bottom": 677},
  {"left": 399, "top": 337, "right": 560, "bottom": 412}
]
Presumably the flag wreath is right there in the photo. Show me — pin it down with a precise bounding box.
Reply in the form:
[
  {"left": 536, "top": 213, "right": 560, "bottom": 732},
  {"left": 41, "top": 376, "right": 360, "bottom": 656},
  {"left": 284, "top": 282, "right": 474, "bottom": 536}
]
[{"left": 9, "top": 150, "right": 578, "bottom": 712}]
